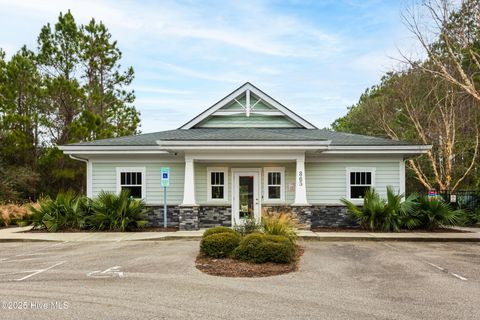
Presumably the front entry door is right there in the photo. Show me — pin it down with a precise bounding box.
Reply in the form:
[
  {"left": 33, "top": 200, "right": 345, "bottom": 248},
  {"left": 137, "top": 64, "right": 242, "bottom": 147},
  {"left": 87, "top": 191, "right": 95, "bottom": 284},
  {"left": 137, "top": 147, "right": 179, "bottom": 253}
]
[{"left": 232, "top": 169, "right": 261, "bottom": 225}]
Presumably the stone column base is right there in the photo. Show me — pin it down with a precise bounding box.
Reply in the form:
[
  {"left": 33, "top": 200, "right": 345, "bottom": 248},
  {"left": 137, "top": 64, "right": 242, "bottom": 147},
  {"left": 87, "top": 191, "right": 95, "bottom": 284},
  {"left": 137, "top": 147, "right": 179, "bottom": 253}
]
[{"left": 179, "top": 206, "right": 199, "bottom": 230}]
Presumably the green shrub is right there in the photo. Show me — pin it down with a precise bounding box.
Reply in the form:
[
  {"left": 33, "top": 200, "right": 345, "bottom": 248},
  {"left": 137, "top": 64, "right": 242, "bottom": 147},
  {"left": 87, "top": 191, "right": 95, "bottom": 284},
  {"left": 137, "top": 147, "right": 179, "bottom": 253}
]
[
  {"left": 88, "top": 190, "right": 148, "bottom": 231},
  {"left": 233, "top": 216, "right": 262, "bottom": 236},
  {"left": 262, "top": 211, "right": 299, "bottom": 244},
  {"left": 202, "top": 226, "right": 236, "bottom": 238},
  {"left": 341, "top": 186, "right": 416, "bottom": 232},
  {"left": 20, "top": 192, "right": 89, "bottom": 232},
  {"left": 411, "top": 196, "right": 466, "bottom": 230},
  {"left": 232, "top": 233, "right": 295, "bottom": 264},
  {"left": 200, "top": 232, "right": 241, "bottom": 258}
]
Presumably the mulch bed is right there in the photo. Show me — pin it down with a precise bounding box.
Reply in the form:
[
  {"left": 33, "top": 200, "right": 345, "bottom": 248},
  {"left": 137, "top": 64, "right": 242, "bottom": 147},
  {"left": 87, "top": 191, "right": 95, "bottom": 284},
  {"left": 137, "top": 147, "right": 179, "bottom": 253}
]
[
  {"left": 25, "top": 227, "right": 178, "bottom": 233},
  {"left": 311, "top": 227, "right": 470, "bottom": 233},
  {"left": 195, "top": 246, "right": 304, "bottom": 278}
]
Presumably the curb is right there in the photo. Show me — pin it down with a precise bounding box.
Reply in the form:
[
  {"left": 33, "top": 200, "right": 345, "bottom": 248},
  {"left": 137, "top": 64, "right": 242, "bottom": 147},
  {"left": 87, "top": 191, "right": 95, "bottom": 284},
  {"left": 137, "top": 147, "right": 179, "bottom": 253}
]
[
  {"left": 0, "top": 235, "right": 478, "bottom": 242},
  {"left": 0, "top": 238, "right": 60, "bottom": 243},
  {"left": 303, "top": 236, "right": 480, "bottom": 242}
]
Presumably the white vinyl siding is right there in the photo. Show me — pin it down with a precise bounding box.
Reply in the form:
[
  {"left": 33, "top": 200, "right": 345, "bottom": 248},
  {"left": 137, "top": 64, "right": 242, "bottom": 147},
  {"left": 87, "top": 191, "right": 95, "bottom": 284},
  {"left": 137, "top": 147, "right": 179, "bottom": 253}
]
[
  {"left": 90, "top": 159, "right": 401, "bottom": 206},
  {"left": 92, "top": 162, "right": 184, "bottom": 205},
  {"left": 305, "top": 160, "right": 400, "bottom": 204}
]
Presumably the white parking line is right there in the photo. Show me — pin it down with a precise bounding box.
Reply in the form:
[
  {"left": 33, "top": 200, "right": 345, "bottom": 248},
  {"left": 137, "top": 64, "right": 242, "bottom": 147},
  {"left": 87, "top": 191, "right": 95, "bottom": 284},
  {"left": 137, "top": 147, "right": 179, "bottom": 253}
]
[
  {"left": 87, "top": 266, "right": 124, "bottom": 278},
  {"left": 382, "top": 243, "right": 468, "bottom": 281},
  {"left": 15, "top": 261, "right": 66, "bottom": 281},
  {"left": 427, "top": 262, "right": 468, "bottom": 281},
  {"left": 450, "top": 272, "right": 468, "bottom": 281}
]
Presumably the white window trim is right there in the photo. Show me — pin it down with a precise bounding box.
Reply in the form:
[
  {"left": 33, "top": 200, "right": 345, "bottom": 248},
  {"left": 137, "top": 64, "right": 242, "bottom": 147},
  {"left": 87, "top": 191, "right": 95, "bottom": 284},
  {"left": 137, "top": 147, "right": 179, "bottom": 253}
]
[
  {"left": 346, "top": 167, "right": 375, "bottom": 202},
  {"left": 207, "top": 167, "right": 228, "bottom": 202},
  {"left": 263, "top": 167, "right": 285, "bottom": 203},
  {"left": 116, "top": 167, "right": 146, "bottom": 200}
]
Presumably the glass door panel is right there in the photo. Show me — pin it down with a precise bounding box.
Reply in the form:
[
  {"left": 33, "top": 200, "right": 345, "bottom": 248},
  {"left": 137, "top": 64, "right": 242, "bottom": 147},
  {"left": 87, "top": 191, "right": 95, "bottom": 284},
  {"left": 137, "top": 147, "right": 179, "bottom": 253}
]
[{"left": 239, "top": 176, "right": 254, "bottom": 219}]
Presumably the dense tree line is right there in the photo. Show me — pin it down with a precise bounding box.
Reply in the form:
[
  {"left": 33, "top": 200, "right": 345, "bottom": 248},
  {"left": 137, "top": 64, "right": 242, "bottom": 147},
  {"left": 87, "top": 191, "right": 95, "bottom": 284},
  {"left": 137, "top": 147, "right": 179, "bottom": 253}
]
[
  {"left": 332, "top": 0, "right": 480, "bottom": 192},
  {"left": 0, "top": 11, "right": 140, "bottom": 202}
]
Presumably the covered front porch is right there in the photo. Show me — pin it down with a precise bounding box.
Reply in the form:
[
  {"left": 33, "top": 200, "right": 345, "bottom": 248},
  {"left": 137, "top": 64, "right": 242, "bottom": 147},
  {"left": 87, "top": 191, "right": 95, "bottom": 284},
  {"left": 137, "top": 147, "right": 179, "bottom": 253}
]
[{"left": 170, "top": 150, "right": 313, "bottom": 230}]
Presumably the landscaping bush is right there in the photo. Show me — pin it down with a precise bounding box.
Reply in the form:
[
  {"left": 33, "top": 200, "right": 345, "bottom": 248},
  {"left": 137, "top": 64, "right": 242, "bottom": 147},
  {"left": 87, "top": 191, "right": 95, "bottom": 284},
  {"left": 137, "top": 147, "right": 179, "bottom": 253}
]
[
  {"left": 20, "top": 192, "right": 89, "bottom": 232},
  {"left": 202, "top": 226, "right": 237, "bottom": 238},
  {"left": 232, "top": 233, "right": 295, "bottom": 264},
  {"left": 88, "top": 190, "right": 148, "bottom": 231},
  {"left": 0, "top": 203, "right": 30, "bottom": 226},
  {"left": 262, "top": 210, "right": 299, "bottom": 244},
  {"left": 411, "top": 196, "right": 466, "bottom": 230},
  {"left": 341, "top": 186, "right": 416, "bottom": 232},
  {"left": 233, "top": 216, "right": 262, "bottom": 236},
  {"left": 200, "top": 231, "right": 241, "bottom": 258}
]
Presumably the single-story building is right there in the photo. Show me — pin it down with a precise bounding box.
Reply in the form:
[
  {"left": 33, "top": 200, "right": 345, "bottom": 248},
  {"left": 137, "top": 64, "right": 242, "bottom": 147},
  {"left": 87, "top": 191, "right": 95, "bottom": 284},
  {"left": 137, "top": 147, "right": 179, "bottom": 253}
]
[{"left": 60, "top": 82, "right": 430, "bottom": 230}]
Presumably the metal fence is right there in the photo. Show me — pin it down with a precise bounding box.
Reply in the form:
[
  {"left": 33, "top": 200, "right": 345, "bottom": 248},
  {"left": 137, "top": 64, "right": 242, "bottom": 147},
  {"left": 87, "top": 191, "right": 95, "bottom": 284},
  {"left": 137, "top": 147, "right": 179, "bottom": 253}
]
[{"left": 426, "top": 190, "right": 480, "bottom": 212}]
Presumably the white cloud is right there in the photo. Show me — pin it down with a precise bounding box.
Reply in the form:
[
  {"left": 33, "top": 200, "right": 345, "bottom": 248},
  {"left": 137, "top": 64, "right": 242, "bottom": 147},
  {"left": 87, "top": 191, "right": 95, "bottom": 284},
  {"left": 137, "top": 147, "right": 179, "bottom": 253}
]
[{"left": 0, "top": 0, "right": 420, "bottom": 133}]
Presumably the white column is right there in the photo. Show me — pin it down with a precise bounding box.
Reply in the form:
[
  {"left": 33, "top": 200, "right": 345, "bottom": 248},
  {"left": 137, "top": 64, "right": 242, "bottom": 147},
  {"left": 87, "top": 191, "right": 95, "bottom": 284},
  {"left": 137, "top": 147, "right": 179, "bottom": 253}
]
[
  {"left": 293, "top": 155, "right": 309, "bottom": 206},
  {"left": 181, "top": 157, "right": 197, "bottom": 206},
  {"left": 399, "top": 159, "right": 406, "bottom": 197},
  {"left": 86, "top": 160, "right": 93, "bottom": 198}
]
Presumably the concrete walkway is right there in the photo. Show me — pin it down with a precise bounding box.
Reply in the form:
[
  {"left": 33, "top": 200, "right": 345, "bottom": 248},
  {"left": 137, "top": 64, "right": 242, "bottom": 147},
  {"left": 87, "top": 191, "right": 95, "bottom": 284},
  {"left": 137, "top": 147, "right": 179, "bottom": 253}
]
[{"left": 0, "top": 226, "right": 479, "bottom": 242}]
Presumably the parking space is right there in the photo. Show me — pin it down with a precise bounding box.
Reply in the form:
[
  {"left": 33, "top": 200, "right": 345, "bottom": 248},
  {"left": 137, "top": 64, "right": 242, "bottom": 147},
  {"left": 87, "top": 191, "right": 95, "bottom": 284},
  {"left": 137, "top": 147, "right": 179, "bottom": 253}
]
[{"left": 0, "top": 240, "right": 478, "bottom": 319}]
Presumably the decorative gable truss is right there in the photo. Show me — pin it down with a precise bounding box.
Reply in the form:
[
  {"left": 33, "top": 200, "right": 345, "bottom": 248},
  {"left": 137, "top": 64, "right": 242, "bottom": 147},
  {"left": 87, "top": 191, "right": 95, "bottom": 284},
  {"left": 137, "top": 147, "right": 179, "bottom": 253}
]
[{"left": 180, "top": 82, "right": 317, "bottom": 129}]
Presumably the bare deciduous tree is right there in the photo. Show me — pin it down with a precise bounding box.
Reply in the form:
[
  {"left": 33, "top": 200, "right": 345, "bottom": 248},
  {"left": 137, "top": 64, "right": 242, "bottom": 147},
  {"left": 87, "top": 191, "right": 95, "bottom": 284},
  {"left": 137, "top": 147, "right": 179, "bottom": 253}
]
[{"left": 402, "top": 0, "right": 480, "bottom": 104}]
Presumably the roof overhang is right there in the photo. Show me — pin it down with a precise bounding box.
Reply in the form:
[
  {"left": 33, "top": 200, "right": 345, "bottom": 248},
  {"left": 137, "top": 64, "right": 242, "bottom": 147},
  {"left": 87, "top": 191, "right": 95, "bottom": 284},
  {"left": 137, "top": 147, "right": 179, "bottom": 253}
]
[
  {"left": 58, "top": 145, "right": 170, "bottom": 155},
  {"left": 59, "top": 143, "right": 431, "bottom": 155},
  {"left": 322, "top": 145, "right": 432, "bottom": 155}
]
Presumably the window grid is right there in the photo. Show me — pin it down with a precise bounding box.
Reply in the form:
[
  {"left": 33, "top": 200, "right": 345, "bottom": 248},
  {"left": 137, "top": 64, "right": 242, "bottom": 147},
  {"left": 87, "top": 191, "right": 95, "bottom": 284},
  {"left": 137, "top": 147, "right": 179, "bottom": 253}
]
[
  {"left": 348, "top": 169, "right": 373, "bottom": 199},
  {"left": 209, "top": 170, "right": 226, "bottom": 200},
  {"left": 264, "top": 168, "right": 284, "bottom": 201},
  {"left": 119, "top": 171, "right": 143, "bottom": 199}
]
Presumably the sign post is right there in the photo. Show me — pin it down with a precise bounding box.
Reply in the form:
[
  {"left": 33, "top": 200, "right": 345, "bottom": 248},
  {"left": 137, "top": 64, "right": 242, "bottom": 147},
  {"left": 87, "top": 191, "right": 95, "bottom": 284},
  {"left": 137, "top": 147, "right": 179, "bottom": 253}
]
[{"left": 161, "top": 167, "right": 170, "bottom": 228}]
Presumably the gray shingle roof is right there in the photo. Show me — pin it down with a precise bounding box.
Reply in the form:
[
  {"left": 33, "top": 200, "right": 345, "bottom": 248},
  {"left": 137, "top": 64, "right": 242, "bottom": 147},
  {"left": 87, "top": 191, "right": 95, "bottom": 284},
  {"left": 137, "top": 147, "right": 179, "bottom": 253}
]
[{"left": 65, "top": 129, "right": 417, "bottom": 146}]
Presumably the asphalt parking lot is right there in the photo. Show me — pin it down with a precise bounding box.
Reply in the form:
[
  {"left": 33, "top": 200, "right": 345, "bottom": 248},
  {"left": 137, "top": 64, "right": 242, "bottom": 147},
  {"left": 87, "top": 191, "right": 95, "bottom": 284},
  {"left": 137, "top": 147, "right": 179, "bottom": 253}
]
[{"left": 0, "top": 240, "right": 478, "bottom": 320}]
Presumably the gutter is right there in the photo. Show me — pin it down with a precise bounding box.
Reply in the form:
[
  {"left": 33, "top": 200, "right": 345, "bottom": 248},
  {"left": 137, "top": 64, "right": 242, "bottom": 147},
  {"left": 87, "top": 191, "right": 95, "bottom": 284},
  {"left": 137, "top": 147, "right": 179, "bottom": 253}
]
[{"left": 69, "top": 154, "right": 89, "bottom": 163}]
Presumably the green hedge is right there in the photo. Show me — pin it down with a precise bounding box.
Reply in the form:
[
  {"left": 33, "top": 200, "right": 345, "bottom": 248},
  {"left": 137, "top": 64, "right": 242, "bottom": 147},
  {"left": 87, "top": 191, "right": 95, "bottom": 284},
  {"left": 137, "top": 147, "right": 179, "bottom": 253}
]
[
  {"left": 232, "top": 233, "right": 295, "bottom": 264},
  {"left": 200, "top": 231, "right": 241, "bottom": 258},
  {"left": 202, "top": 226, "right": 237, "bottom": 238}
]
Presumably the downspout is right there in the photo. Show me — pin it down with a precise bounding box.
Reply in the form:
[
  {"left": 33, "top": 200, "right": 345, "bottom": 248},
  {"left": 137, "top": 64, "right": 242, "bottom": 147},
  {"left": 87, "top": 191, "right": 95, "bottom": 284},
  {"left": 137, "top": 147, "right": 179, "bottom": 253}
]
[{"left": 68, "top": 155, "right": 91, "bottom": 198}]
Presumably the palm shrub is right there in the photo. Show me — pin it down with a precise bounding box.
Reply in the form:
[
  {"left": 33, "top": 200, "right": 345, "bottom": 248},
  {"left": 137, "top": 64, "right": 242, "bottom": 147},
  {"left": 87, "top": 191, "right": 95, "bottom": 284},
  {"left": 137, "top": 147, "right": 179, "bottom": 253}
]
[
  {"left": 411, "top": 196, "right": 465, "bottom": 230},
  {"left": 261, "top": 210, "right": 299, "bottom": 244},
  {"left": 341, "top": 187, "right": 416, "bottom": 232},
  {"left": 20, "top": 192, "right": 89, "bottom": 232},
  {"left": 88, "top": 190, "right": 148, "bottom": 231}
]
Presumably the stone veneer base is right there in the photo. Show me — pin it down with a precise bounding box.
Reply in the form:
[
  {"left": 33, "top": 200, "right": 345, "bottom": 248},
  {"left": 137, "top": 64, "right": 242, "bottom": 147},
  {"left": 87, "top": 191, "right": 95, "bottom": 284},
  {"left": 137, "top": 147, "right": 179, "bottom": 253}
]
[{"left": 146, "top": 205, "right": 357, "bottom": 230}]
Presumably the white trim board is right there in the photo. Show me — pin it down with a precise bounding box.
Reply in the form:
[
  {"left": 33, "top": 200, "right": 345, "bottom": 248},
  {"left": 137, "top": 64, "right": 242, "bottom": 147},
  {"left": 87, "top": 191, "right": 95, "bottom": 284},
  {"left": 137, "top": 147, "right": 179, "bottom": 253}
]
[{"left": 179, "top": 82, "right": 317, "bottom": 129}]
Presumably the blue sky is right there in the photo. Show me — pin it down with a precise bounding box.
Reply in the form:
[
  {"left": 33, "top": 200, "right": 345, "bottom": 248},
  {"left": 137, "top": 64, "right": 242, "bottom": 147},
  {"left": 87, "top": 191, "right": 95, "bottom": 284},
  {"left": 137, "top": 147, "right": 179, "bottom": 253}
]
[{"left": 0, "top": 0, "right": 418, "bottom": 132}]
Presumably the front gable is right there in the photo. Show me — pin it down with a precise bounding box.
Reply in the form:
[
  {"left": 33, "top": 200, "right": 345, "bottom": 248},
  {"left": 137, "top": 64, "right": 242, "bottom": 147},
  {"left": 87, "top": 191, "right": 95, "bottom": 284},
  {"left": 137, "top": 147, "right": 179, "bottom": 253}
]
[{"left": 180, "top": 82, "right": 316, "bottom": 129}]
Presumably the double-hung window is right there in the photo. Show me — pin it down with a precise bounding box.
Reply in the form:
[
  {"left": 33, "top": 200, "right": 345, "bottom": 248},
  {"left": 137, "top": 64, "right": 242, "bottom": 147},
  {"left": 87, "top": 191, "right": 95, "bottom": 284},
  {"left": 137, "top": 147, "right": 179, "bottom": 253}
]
[
  {"left": 264, "top": 167, "right": 285, "bottom": 202},
  {"left": 116, "top": 167, "right": 145, "bottom": 199},
  {"left": 207, "top": 167, "right": 227, "bottom": 201},
  {"left": 346, "top": 168, "right": 375, "bottom": 200}
]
